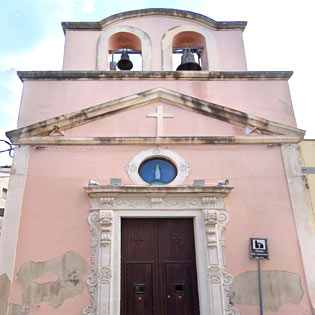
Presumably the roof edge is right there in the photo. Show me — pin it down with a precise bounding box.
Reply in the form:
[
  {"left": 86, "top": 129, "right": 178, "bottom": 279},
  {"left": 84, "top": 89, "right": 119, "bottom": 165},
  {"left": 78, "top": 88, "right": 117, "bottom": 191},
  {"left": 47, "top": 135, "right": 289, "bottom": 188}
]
[
  {"left": 17, "top": 71, "right": 294, "bottom": 82},
  {"left": 61, "top": 8, "right": 247, "bottom": 33}
]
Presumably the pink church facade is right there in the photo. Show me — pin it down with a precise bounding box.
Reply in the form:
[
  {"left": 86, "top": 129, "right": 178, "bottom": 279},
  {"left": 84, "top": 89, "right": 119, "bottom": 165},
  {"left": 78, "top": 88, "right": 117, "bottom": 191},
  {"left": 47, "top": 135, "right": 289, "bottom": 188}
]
[{"left": 0, "top": 9, "right": 314, "bottom": 315}]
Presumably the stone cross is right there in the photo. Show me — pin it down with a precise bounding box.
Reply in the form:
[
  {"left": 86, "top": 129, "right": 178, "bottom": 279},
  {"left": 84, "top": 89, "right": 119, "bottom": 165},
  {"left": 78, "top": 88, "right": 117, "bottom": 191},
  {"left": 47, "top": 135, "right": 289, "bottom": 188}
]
[{"left": 147, "top": 105, "right": 174, "bottom": 136}]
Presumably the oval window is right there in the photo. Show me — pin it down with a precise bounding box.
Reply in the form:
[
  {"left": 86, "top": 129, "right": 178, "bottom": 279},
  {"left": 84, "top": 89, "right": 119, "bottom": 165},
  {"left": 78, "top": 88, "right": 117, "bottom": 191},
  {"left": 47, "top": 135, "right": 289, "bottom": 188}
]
[{"left": 139, "top": 158, "right": 177, "bottom": 185}]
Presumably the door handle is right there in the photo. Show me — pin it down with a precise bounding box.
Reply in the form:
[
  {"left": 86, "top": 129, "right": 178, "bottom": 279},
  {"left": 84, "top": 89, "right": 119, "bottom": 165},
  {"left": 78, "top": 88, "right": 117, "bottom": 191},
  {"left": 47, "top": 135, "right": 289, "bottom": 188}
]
[{"left": 167, "top": 295, "right": 171, "bottom": 299}]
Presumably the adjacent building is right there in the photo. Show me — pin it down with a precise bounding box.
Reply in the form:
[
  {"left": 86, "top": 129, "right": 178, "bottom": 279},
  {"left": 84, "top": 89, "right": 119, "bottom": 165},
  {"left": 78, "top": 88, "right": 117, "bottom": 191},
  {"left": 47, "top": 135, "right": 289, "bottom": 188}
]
[
  {"left": 0, "top": 166, "right": 10, "bottom": 238},
  {"left": 298, "top": 140, "right": 315, "bottom": 231}
]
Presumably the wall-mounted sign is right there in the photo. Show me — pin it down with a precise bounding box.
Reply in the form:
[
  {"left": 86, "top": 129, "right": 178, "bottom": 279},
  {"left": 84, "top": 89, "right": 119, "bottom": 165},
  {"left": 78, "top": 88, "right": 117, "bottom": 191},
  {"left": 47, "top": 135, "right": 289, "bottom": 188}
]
[{"left": 250, "top": 238, "right": 269, "bottom": 260}]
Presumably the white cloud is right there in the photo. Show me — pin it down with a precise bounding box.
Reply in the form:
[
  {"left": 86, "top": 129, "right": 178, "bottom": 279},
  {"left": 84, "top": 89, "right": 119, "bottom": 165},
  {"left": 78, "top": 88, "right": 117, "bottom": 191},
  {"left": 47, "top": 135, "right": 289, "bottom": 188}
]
[
  {"left": 0, "top": 70, "right": 21, "bottom": 120},
  {"left": 1, "top": 87, "right": 21, "bottom": 119},
  {"left": 80, "top": 0, "right": 96, "bottom": 13},
  {"left": 1, "top": 37, "right": 64, "bottom": 71}
]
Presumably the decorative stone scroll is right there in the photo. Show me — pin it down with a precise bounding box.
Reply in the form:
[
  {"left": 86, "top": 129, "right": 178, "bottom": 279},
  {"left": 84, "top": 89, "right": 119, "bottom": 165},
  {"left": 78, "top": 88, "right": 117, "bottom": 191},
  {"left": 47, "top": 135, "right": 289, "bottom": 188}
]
[
  {"left": 82, "top": 210, "right": 113, "bottom": 315},
  {"left": 83, "top": 185, "right": 238, "bottom": 315},
  {"left": 100, "top": 210, "right": 113, "bottom": 247},
  {"left": 89, "top": 195, "right": 226, "bottom": 211},
  {"left": 208, "top": 265, "right": 222, "bottom": 284},
  {"left": 203, "top": 210, "right": 239, "bottom": 315},
  {"left": 82, "top": 212, "right": 100, "bottom": 315},
  {"left": 98, "top": 267, "right": 112, "bottom": 284}
]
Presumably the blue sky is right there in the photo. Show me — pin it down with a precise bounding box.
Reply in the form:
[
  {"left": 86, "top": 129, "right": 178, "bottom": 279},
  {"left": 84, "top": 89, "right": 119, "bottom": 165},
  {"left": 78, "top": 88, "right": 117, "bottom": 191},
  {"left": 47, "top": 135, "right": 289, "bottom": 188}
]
[{"left": 0, "top": 0, "right": 314, "bottom": 165}]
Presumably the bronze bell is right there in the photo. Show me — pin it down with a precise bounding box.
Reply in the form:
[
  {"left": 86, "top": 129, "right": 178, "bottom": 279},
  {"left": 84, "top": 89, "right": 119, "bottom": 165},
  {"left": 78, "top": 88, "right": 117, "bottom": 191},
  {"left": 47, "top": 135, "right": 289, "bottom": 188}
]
[
  {"left": 176, "top": 48, "right": 201, "bottom": 71},
  {"left": 117, "top": 51, "right": 133, "bottom": 70}
]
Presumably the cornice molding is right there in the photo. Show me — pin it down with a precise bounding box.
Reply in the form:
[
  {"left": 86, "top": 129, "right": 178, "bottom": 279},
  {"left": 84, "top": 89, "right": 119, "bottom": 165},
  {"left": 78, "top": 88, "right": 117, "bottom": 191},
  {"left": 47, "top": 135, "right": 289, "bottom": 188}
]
[
  {"left": 17, "top": 71, "right": 293, "bottom": 82},
  {"left": 61, "top": 9, "right": 247, "bottom": 33},
  {"left": 84, "top": 185, "right": 233, "bottom": 198},
  {"left": 10, "top": 135, "right": 302, "bottom": 146}
]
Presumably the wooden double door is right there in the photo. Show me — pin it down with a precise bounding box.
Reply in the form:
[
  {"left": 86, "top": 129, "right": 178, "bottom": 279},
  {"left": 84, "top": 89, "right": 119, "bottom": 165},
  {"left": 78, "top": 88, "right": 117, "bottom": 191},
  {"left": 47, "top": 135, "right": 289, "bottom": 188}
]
[{"left": 121, "top": 218, "right": 200, "bottom": 315}]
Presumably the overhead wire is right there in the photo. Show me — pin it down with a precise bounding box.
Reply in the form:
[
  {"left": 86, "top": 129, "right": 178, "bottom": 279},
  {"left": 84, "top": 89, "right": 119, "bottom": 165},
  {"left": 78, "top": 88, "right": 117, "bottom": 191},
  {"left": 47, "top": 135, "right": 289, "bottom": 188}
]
[{"left": 0, "top": 139, "right": 14, "bottom": 158}]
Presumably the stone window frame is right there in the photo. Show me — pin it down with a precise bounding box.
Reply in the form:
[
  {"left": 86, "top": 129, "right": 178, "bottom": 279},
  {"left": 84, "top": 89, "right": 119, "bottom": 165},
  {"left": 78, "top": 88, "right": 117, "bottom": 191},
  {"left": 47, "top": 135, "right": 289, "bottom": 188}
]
[
  {"left": 97, "top": 25, "right": 152, "bottom": 71},
  {"left": 125, "top": 147, "right": 190, "bottom": 186}
]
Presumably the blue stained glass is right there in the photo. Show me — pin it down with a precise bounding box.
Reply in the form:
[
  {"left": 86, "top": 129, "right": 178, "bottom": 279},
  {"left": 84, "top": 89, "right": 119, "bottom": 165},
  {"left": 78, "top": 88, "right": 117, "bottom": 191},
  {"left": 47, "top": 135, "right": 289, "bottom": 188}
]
[{"left": 139, "top": 158, "right": 177, "bottom": 185}]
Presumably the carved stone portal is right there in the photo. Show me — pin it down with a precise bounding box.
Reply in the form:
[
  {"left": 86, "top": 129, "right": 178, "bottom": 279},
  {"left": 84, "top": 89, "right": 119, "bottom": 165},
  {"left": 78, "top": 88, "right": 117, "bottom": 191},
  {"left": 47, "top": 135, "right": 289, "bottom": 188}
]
[{"left": 83, "top": 185, "right": 239, "bottom": 315}]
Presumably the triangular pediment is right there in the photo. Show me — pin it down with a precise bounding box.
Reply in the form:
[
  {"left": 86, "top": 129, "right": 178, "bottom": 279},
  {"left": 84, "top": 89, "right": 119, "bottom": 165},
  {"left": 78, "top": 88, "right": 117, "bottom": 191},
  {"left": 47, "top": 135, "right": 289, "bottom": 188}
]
[
  {"left": 7, "top": 87, "right": 305, "bottom": 143},
  {"left": 65, "top": 101, "right": 248, "bottom": 138}
]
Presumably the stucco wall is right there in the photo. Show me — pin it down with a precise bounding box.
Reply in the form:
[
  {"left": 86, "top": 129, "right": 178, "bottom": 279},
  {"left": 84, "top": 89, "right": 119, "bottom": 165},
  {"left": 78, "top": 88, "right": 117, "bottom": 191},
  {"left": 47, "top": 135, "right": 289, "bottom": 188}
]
[
  {"left": 6, "top": 143, "right": 311, "bottom": 314},
  {"left": 17, "top": 79, "right": 296, "bottom": 129}
]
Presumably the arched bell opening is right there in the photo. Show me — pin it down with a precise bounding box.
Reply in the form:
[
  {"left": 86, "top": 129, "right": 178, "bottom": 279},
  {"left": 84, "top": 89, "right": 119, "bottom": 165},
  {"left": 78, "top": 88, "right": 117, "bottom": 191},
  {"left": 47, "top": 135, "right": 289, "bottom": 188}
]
[
  {"left": 108, "top": 32, "right": 142, "bottom": 71},
  {"left": 172, "top": 31, "right": 208, "bottom": 71}
]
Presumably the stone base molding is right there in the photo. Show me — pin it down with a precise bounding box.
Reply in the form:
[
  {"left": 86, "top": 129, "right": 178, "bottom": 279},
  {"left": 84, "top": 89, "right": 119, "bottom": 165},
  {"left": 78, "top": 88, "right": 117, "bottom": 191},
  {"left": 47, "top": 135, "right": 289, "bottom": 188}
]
[{"left": 82, "top": 185, "right": 239, "bottom": 315}]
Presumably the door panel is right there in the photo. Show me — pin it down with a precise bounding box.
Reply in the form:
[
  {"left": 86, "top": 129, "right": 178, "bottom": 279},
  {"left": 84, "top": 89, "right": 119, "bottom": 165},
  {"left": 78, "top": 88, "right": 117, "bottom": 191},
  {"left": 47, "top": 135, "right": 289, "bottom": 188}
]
[
  {"left": 125, "top": 263, "right": 154, "bottom": 315},
  {"left": 121, "top": 219, "right": 159, "bottom": 315},
  {"left": 122, "top": 218, "right": 158, "bottom": 261},
  {"left": 121, "top": 218, "right": 199, "bottom": 315},
  {"left": 165, "top": 263, "right": 194, "bottom": 315},
  {"left": 158, "top": 218, "right": 195, "bottom": 261}
]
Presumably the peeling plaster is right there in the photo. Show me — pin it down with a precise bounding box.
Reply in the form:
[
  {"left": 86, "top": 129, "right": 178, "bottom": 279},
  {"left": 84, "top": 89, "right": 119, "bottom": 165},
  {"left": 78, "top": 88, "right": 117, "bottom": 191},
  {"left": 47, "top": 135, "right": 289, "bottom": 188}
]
[
  {"left": 17, "top": 251, "right": 88, "bottom": 308},
  {"left": 8, "top": 304, "right": 39, "bottom": 315},
  {"left": 0, "top": 273, "right": 10, "bottom": 315},
  {"left": 229, "top": 270, "right": 304, "bottom": 312}
]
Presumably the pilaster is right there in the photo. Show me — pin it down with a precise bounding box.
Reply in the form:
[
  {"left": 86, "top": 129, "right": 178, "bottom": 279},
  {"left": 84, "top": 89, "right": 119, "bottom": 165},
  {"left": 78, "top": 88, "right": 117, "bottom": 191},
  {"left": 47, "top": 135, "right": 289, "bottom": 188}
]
[{"left": 282, "top": 144, "right": 315, "bottom": 314}]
